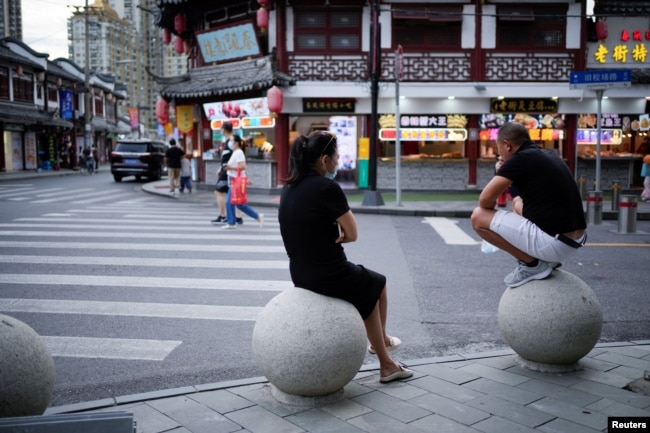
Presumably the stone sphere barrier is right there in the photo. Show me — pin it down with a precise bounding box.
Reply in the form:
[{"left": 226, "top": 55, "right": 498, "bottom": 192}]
[
  {"left": 252, "top": 287, "right": 367, "bottom": 404},
  {"left": 498, "top": 270, "right": 603, "bottom": 373},
  {"left": 0, "top": 314, "right": 55, "bottom": 416}
]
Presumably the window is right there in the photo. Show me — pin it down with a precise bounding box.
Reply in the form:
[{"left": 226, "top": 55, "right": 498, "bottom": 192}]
[
  {"left": 13, "top": 72, "right": 34, "bottom": 103},
  {"left": 294, "top": 8, "right": 361, "bottom": 53},
  {"left": 497, "top": 5, "right": 566, "bottom": 49},
  {"left": 0, "top": 67, "right": 9, "bottom": 100},
  {"left": 47, "top": 83, "right": 59, "bottom": 104},
  {"left": 392, "top": 5, "right": 462, "bottom": 50}
]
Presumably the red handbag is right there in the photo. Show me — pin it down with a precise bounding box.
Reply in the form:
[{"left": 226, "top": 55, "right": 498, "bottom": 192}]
[{"left": 230, "top": 168, "right": 248, "bottom": 205}]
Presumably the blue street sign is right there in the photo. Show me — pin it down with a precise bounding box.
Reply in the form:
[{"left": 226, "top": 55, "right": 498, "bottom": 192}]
[{"left": 569, "top": 70, "right": 632, "bottom": 90}]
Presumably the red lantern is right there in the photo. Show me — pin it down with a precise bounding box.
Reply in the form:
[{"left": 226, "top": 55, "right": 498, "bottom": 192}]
[
  {"left": 162, "top": 28, "right": 171, "bottom": 45},
  {"left": 156, "top": 98, "right": 170, "bottom": 125},
  {"left": 55, "top": 77, "right": 62, "bottom": 87},
  {"left": 174, "top": 36, "right": 184, "bottom": 54},
  {"left": 595, "top": 19, "right": 608, "bottom": 41},
  {"left": 267, "top": 86, "right": 283, "bottom": 118},
  {"left": 257, "top": 7, "right": 269, "bottom": 33},
  {"left": 174, "top": 13, "right": 185, "bottom": 33}
]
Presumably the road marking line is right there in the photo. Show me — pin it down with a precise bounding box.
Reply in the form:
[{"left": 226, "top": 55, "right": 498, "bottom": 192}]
[
  {"left": 42, "top": 336, "right": 182, "bottom": 361},
  {"left": 0, "top": 255, "right": 289, "bottom": 269},
  {"left": 0, "top": 274, "right": 288, "bottom": 291},
  {"left": 422, "top": 217, "right": 478, "bottom": 245},
  {"left": 0, "top": 231, "right": 282, "bottom": 241},
  {"left": 0, "top": 241, "right": 286, "bottom": 253},
  {"left": 0, "top": 298, "right": 263, "bottom": 321}
]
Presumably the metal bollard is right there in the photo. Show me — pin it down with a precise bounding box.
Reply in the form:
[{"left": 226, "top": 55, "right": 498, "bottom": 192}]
[
  {"left": 586, "top": 191, "right": 603, "bottom": 225},
  {"left": 578, "top": 176, "right": 587, "bottom": 200},
  {"left": 617, "top": 195, "right": 637, "bottom": 234},
  {"left": 611, "top": 181, "right": 621, "bottom": 211}
]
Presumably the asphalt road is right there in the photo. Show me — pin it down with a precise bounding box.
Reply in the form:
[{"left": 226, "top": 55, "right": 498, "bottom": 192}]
[{"left": 0, "top": 171, "right": 648, "bottom": 407}]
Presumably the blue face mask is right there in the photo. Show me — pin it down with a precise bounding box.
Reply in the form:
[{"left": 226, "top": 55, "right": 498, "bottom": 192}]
[
  {"left": 227, "top": 140, "right": 234, "bottom": 150},
  {"left": 325, "top": 169, "right": 337, "bottom": 180}
]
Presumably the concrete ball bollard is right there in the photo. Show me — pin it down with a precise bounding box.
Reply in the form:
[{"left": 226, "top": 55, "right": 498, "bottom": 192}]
[
  {"left": 498, "top": 270, "right": 603, "bottom": 373},
  {"left": 252, "top": 287, "right": 367, "bottom": 403},
  {"left": 0, "top": 314, "right": 55, "bottom": 416}
]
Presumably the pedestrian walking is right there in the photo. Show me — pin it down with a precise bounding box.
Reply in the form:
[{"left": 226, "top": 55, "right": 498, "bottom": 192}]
[
  {"left": 221, "top": 134, "right": 263, "bottom": 229},
  {"left": 277, "top": 131, "right": 412, "bottom": 384},
  {"left": 179, "top": 155, "right": 192, "bottom": 193},
  {"left": 165, "top": 138, "right": 184, "bottom": 194},
  {"left": 211, "top": 122, "right": 242, "bottom": 224},
  {"left": 471, "top": 121, "right": 587, "bottom": 288}
]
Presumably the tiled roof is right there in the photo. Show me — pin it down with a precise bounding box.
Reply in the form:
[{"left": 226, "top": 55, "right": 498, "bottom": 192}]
[
  {"left": 0, "top": 103, "right": 73, "bottom": 128},
  {"left": 593, "top": 0, "right": 650, "bottom": 15},
  {"left": 0, "top": 45, "right": 44, "bottom": 70},
  {"left": 155, "top": 55, "right": 296, "bottom": 101}
]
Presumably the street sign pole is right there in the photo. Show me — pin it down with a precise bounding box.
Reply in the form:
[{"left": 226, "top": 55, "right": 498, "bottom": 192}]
[
  {"left": 595, "top": 89, "right": 603, "bottom": 193},
  {"left": 395, "top": 45, "right": 403, "bottom": 207}
]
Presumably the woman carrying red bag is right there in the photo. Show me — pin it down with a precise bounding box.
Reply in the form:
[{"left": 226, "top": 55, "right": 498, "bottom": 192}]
[{"left": 221, "top": 134, "right": 264, "bottom": 230}]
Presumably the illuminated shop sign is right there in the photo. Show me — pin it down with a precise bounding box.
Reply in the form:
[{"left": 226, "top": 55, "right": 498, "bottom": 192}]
[
  {"left": 379, "top": 128, "right": 467, "bottom": 141},
  {"left": 578, "top": 113, "right": 650, "bottom": 133},
  {"left": 479, "top": 113, "right": 565, "bottom": 141},
  {"left": 593, "top": 27, "right": 649, "bottom": 64},
  {"left": 303, "top": 98, "right": 356, "bottom": 113},
  {"left": 378, "top": 114, "right": 468, "bottom": 141},
  {"left": 203, "top": 97, "right": 269, "bottom": 120},
  {"left": 577, "top": 129, "right": 623, "bottom": 145},
  {"left": 210, "top": 117, "right": 275, "bottom": 130},
  {"left": 490, "top": 99, "right": 558, "bottom": 114}
]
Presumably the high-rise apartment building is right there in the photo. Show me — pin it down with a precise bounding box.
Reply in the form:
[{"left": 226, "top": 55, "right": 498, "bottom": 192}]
[{"left": 0, "top": 0, "right": 22, "bottom": 39}]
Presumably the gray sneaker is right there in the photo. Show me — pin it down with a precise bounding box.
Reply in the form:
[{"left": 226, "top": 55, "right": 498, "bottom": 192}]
[{"left": 504, "top": 260, "right": 553, "bottom": 288}]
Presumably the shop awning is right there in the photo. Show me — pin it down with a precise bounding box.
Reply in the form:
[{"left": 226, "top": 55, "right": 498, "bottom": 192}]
[
  {"left": 91, "top": 117, "right": 118, "bottom": 133},
  {"left": 153, "top": 55, "right": 296, "bottom": 101},
  {"left": 0, "top": 103, "right": 73, "bottom": 128}
]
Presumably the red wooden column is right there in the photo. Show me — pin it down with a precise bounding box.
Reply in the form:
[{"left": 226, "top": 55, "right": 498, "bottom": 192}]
[
  {"left": 466, "top": 114, "right": 480, "bottom": 188},
  {"left": 274, "top": 0, "right": 288, "bottom": 186}
]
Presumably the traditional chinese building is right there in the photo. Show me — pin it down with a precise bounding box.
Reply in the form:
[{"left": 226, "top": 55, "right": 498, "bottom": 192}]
[{"left": 152, "top": 0, "right": 650, "bottom": 192}]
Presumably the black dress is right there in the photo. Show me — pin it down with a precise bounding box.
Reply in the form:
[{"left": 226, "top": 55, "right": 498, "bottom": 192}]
[{"left": 278, "top": 172, "right": 385, "bottom": 319}]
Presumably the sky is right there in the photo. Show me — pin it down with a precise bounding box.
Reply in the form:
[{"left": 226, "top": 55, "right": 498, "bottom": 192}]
[
  {"left": 21, "top": 0, "right": 596, "bottom": 62},
  {"left": 22, "top": 0, "right": 87, "bottom": 60}
]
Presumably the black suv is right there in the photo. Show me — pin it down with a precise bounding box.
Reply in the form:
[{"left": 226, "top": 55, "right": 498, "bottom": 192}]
[{"left": 110, "top": 140, "right": 169, "bottom": 182}]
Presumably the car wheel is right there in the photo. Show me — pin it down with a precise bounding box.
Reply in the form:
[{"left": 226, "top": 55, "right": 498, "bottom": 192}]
[
  {"left": 152, "top": 165, "right": 162, "bottom": 180},
  {"left": 113, "top": 174, "right": 122, "bottom": 182}
]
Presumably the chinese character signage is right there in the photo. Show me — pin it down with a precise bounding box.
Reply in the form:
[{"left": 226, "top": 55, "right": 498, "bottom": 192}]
[
  {"left": 176, "top": 105, "right": 194, "bottom": 134},
  {"left": 303, "top": 99, "right": 356, "bottom": 113},
  {"left": 588, "top": 18, "right": 649, "bottom": 67},
  {"left": 378, "top": 114, "right": 468, "bottom": 141},
  {"left": 59, "top": 90, "right": 73, "bottom": 120},
  {"left": 490, "top": 99, "right": 558, "bottom": 114},
  {"left": 196, "top": 23, "right": 261, "bottom": 63}
]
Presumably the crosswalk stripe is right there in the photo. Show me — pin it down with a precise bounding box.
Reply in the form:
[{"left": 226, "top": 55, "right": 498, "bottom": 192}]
[
  {"left": 0, "top": 254, "right": 288, "bottom": 269},
  {"left": 0, "top": 240, "right": 287, "bottom": 253},
  {"left": 422, "top": 217, "right": 478, "bottom": 245},
  {"left": 30, "top": 188, "right": 95, "bottom": 202},
  {"left": 15, "top": 217, "right": 280, "bottom": 226},
  {"left": 0, "top": 222, "right": 278, "bottom": 232},
  {"left": 0, "top": 274, "right": 288, "bottom": 291},
  {"left": 70, "top": 192, "right": 139, "bottom": 204},
  {"left": 0, "top": 231, "right": 282, "bottom": 241},
  {"left": 0, "top": 298, "right": 263, "bottom": 321},
  {"left": 41, "top": 336, "right": 182, "bottom": 360}
]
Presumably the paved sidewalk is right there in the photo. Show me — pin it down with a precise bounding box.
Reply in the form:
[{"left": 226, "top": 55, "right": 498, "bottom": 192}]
[{"left": 44, "top": 342, "right": 650, "bottom": 433}]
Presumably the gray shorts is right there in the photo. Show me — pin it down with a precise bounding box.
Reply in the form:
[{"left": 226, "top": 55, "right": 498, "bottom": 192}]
[{"left": 489, "top": 210, "right": 584, "bottom": 263}]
